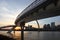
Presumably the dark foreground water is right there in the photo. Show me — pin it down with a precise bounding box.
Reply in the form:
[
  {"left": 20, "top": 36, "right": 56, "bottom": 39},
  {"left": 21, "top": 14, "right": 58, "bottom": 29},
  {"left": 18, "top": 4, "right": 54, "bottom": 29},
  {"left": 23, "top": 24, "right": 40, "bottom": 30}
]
[{"left": 0, "top": 31, "right": 60, "bottom": 40}]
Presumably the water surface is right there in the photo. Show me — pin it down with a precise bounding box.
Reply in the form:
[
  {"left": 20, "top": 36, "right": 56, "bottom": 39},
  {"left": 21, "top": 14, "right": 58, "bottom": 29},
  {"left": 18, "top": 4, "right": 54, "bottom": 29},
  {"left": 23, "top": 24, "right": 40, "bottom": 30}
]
[{"left": 0, "top": 31, "right": 60, "bottom": 40}]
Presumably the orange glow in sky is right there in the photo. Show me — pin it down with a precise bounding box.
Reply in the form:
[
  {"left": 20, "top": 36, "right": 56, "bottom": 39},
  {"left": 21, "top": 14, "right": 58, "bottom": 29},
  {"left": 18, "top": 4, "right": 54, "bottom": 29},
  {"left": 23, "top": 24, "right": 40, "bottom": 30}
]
[{"left": 15, "top": 26, "right": 21, "bottom": 30}]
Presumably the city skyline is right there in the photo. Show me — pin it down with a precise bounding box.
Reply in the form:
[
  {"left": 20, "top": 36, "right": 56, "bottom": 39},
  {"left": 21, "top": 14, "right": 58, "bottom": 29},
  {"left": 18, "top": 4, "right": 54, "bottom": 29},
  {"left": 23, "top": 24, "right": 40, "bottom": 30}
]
[{"left": 26, "top": 16, "right": 60, "bottom": 28}]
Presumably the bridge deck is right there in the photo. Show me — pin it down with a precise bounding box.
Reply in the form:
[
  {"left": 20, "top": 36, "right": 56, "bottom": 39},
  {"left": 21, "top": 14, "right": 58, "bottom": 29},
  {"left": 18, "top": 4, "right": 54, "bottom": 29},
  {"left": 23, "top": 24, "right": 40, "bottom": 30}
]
[{"left": 15, "top": 0, "right": 60, "bottom": 24}]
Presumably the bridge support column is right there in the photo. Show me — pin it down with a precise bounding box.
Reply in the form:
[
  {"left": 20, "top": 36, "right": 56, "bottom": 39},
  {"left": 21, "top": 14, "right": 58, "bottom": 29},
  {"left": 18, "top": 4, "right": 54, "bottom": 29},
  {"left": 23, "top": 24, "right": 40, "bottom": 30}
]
[
  {"left": 21, "top": 27, "right": 24, "bottom": 40},
  {"left": 36, "top": 20, "right": 40, "bottom": 31},
  {"left": 20, "top": 21, "right": 25, "bottom": 40}
]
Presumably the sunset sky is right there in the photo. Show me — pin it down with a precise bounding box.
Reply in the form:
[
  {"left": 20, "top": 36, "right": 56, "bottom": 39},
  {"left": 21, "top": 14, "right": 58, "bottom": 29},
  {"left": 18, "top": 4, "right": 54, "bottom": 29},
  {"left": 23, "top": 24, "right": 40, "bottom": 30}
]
[
  {"left": 0, "top": 0, "right": 35, "bottom": 26},
  {"left": 0, "top": 0, "right": 60, "bottom": 28}
]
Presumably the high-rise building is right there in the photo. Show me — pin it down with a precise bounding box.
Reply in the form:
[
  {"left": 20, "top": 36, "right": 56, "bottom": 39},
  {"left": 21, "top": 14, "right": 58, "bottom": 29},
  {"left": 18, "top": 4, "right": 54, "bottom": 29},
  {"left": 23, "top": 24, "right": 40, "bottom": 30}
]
[{"left": 51, "top": 22, "right": 55, "bottom": 29}]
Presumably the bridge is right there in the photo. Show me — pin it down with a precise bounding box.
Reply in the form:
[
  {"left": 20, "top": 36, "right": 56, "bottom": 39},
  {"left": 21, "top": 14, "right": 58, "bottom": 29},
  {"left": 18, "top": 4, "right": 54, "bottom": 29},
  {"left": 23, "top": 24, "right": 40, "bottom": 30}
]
[
  {"left": 0, "top": 0, "right": 60, "bottom": 40},
  {"left": 15, "top": 0, "right": 60, "bottom": 25},
  {"left": 0, "top": 25, "right": 37, "bottom": 31},
  {"left": 14, "top": 0, "right": 60, "bottom": 40}
]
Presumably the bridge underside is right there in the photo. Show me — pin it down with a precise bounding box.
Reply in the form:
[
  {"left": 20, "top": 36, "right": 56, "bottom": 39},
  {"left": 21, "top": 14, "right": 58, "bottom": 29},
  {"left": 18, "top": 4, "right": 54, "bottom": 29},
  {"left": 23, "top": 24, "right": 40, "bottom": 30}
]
[
  {"left": 15, "top": 0, "right": 60, "bottom": 25},
  {"left": 22, "top": 6, "right": 60, "bottom": 23}
]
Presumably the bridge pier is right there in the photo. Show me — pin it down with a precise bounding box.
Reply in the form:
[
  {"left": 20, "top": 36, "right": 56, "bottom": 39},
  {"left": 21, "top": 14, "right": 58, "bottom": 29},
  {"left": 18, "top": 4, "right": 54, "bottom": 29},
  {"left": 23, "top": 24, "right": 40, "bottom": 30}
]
[
  {"left": 20, "top": 21, "right": 25, "bottom": 40},
  {"left": 21, "top": 26, "right": 24, "bottom": 40},
  {"left": 36, "top": 20, "right": 40, "bottom": 31}
]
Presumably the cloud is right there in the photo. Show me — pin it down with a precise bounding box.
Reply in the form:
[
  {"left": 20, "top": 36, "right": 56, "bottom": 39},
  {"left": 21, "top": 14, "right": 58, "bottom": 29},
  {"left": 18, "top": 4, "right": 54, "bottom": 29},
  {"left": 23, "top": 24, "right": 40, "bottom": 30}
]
[
  {"left": 0, "top": 0, "right": 35, "bottom": 26},
  {"left": 0, "top": 1, "right": 17, "bottom": 25},
  {"left": 2, "top": 7, "right": 9, "bottom": 12}
]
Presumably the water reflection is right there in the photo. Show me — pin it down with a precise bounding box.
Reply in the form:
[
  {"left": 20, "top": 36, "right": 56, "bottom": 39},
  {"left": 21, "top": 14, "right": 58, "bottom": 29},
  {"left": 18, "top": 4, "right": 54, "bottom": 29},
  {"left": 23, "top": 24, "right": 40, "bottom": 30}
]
[
  {"left": 24, "top": 31, "right": 60, "bottom": 40},
  {"left": 0, "top": 31, "right": 60, "bottom": 40}
]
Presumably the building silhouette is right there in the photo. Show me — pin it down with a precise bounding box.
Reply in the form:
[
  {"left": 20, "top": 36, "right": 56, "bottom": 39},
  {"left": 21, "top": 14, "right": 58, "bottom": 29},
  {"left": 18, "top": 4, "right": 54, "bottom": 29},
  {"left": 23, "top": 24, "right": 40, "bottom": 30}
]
[
  {"left": 25, "top": 25, "right": 32, "bottom": 30},
  {"left": 43, "top": 24, "right": 51, "bottom": 30},
  {"left": 51, "top": 22, "right": 56, "bottom": 30}
]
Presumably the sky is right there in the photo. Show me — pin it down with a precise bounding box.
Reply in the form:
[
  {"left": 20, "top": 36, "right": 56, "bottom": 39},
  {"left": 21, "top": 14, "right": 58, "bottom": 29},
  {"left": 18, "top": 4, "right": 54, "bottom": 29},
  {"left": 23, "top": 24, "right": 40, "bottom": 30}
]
[
  {"left": 25, "top": 16, "right": 60, "bottom": 28},
  {"left": 0, "top": 0, "right": 60, "bottom": 28},
  {"left": 0, "top": 0, "right": 35, "bottom": 26}
]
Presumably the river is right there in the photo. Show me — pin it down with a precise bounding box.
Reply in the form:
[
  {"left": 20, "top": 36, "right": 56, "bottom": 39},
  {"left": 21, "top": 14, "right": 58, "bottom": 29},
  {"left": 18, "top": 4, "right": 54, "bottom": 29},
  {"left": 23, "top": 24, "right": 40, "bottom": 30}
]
[{"left": 0, "top": 31, "right": 60, "bottom": 40}]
